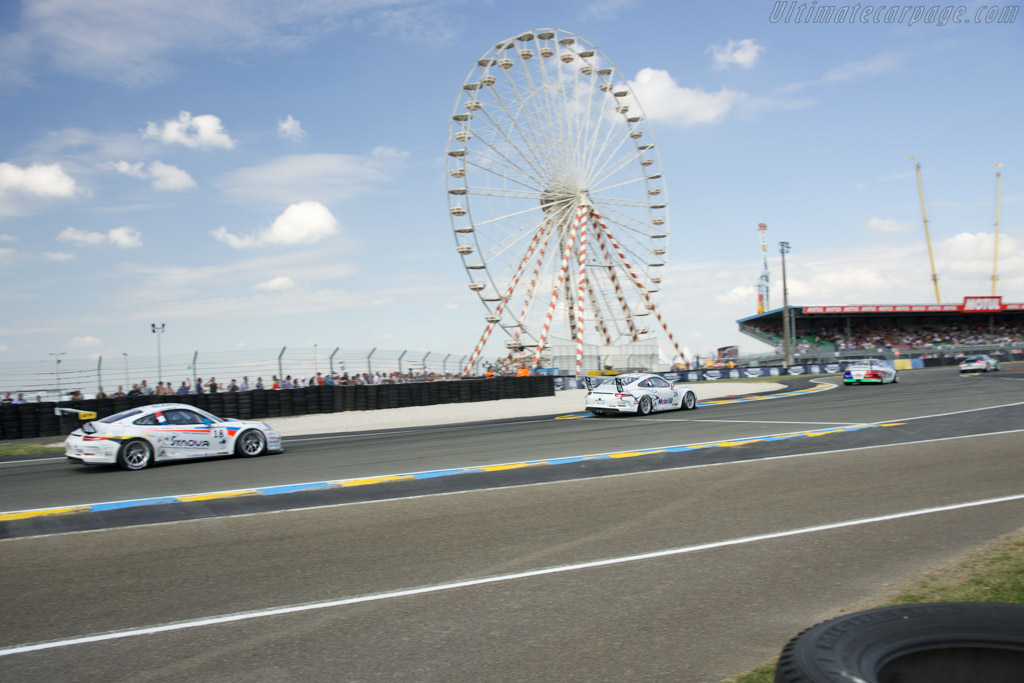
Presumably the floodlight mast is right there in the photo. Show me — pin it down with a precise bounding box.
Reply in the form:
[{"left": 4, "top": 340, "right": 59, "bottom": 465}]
[
  {"left": 992, "top": 165, "right": 1003, "bottom": 296},
  {"left": 912, "top": 160, "right": 941, "bottom": 303},
  {"left": 779, "top": 241, "right": 791, "bottom": 368}
]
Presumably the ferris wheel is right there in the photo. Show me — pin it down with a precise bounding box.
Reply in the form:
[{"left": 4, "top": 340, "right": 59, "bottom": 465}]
[{"left": 446, "top": 28, "right": 684, "bottom": 374}]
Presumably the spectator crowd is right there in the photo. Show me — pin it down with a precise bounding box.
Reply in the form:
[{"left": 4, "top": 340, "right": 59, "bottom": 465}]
[
  {"left": 753, "top": 321, "right": 1024, "bottom": 352},
  {"left": 49, "top": 367, "right": 532, "bottom": 401}
]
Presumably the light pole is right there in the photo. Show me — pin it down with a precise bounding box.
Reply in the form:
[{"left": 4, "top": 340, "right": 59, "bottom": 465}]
[
  {"left": 152, "top": 323, "right": 165, "bottom": 385},
  {"left": 49, "top": 352, "right": 66, "bottom": 401},
  {"left": 779, "top": 241, "right": 792, "bottom": 368},
  {"left": 123, "top": 352, "right": 129, "bottom": 389},
  {"left": 313, "top": 343, "right": 318, "bottom": 375}
]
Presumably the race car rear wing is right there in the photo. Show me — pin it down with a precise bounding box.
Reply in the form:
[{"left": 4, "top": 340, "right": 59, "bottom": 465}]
[{"left": 54, "top": 407, "right": 97, "bottom": 420}]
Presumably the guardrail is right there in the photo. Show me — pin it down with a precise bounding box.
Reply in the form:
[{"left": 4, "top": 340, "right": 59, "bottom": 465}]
[{"left": 0, "top": 377, "right": 555, "bottom": 441}]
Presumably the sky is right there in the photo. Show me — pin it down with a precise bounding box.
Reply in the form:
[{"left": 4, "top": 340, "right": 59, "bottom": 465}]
[{"left": 1, "top": 0, "right": 1022, "bottom": 372}]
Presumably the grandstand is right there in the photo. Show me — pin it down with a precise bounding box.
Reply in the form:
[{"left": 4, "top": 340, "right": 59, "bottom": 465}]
[{"left": 738, "top": 295, "right": 1024, "bottom": 365}]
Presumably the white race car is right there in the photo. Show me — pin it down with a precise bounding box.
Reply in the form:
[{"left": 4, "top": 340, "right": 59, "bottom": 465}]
[
  {"left": 959, "top": 355, "right": 1000, "bottom": 373},
  {"left": 65, "top": 403, "right": 283, "bottom": 470},
  {"left": 584, "top": 373, "right": 698, "bottom": 416},
  {"left": 843, "top": 359, "right": 898, "bottom": 385}
]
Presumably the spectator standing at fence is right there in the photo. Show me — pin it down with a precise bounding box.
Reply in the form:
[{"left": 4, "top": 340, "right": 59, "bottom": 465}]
[
  {"left": 282, "top": 375, "right": 293, "bottom": 389},
  {"left": 176, "top": 381, "right": 189, "bottom": 396},
  {"left": 255, "top": 377, "right": 264, "bottom": 390},
  {"left": 228, "top": 379, "right": 239, "bottom": 392},
  {"left": 128, "top": 384, "right": 142, "bottom": 396},
  {"left": 12, "top": 392, "right": 27, "bottom": 404},
  {"left": 113, "top": 385, "right": 125, "bottom": 398},
  {"left": 206, "top": 377, "right": 219, "bottom": 393},
  {"left": 195, "top": 378, "right": 204, "bottom": 395},
  {"left": 271, "top": 376, "right": 281, "bottom": 390},
  {"left": 95, "top": 387, "right": 108, "bottom": 399},
  {"left": 240, "top": 377, "right": 250, "bottom": 391},
  {"left": 2, "top": 392, "right": 13, "bottom": 404},
  {"left": 140, "top": 379, "right": 152, "bottom": 396}
]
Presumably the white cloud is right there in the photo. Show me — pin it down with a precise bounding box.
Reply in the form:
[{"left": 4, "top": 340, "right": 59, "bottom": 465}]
[
  {"left": 107, "top": 159, "right": 196, "bottom": 190},
  {"left": 0, "top": 248, "right": 14, "bottom": 259},
  {"left": 58, "top": 225, "right": 142, "bottom": 247},
  {"left": 709, "top": 39, "right": 764, "bottom": 69},
  {"left": 823, "top": 53, "right": 901, "bottom": 84},
  {"left": 784, "top": 52, "right": 903, "bottom": 94},
  {"left": 108, "top": 226, "right": 143, "bottom": 248},
  {"left": 44, "top": 252, "right": 75, "bottom": 261},
  {"left": 217, "top": 148, "right": 409, "bottom": 204},
  {"left": 143, "top": 111, "right": 235, "bottom": 149},
  {"left": 111, "top": 161, "right": 147, "bottom": 178},
  {"left": 5, "top": 1, "right": 452, "bottom": 86},
  {"left": 213, "top": 201, "right": 339, "bottom": 248},
  {"left": 255, "top": 276, "right": 296, "bottom": 291},
  {"left": 278, "top": 115, "right": 306, "bottom": 141},
  {"left": 0, "top": 234, "right": 15, "bottom": 242},
  {"left": 58, "top": 226, "right": 106, "bottom": 245},
  {"left": 867, "top": 217, "right": 912, "bottom": 234},
  {"left": 0, "top": 162, "right": 78, "bottom": 197},
  {"left": 69, "top": 335, "right": 102, "bottom": 347},
  {"left": 147, "top": 161, "right": 196, "bottom": 190},
  {"left": 627, "top": 68, "right": 746, "bottom": 126}
]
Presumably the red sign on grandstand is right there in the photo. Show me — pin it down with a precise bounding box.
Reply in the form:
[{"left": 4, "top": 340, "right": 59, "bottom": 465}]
[
  {"left": 802, "top": 297, "right": 1023, "bottom": 315},
  {"left": 962, "top": 296, "right": 1003, "bottom": 312}
]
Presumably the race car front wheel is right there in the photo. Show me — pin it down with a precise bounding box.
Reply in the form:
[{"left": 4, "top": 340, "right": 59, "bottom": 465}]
[
  {"left": 117, "top": 439, "right": 153, "bottom": 471},
  {"left": 680, "top": 391, "right": 697, "bottom": 410},
  {"left": 236, "top": 429, "right": 267, "bottom": 457}
]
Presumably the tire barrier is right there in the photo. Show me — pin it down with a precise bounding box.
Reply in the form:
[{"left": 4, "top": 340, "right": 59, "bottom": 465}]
[
  {"left": 775, "top": 602, "right": 1024, "bottom": 683},
  {"left": 0, "top": 377, "right": 555, "bottom": 440}
]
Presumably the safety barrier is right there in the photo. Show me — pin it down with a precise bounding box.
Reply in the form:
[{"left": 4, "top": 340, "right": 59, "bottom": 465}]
[{"left": 0, "top": 377, "right": 555, "bottom": 441}]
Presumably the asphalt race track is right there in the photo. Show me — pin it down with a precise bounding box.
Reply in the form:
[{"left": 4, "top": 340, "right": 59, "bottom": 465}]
[{"left": 1, "top": 367, "right": 1023, "bottom": 682}]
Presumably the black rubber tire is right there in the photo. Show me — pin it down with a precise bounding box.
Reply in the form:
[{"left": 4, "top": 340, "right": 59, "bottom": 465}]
[
  {"left": 637, "top": 395, "right": 652, "bottom": 415},
  {"left": 680, "top": 391, "right": 697, "bottom": 410},
  {"left": 774, "top": 602, "right": 1024, "bottom": 683},
  {"left": 893, "top": 372, "right": 899, "bottom": 383},
  {"left": 117, "top": 439, "right": 153, "bottom": 471},
  {"left": 235, "top": 429, "right": 267, "bottom": 457}
]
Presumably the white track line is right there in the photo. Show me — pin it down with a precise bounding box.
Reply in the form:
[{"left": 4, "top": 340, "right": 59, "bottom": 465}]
[{"left": 2, "top": 491, "right": 1022, "bottom": 657}]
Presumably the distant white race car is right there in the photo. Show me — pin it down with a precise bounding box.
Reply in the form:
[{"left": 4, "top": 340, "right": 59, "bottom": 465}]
[
  {"left": 65, "top": 403, "right": 283, "bottom": 470},
  {"left": 843, "top": 359, "right": 899, "bottom": 385},
  {"left": 959, "top": 355, "right": 1000, "bottom": 373},
  {"left": 584, "top": 373, "right": 698, "bottom": 416}
]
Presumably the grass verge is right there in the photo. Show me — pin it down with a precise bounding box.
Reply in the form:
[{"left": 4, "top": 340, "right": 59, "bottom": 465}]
[
  {"left": 0, "top": 443, "right": 65, "bottom": 457},
  {"left": 723, "top": 527, "right": 1024, "bottom": 682}
]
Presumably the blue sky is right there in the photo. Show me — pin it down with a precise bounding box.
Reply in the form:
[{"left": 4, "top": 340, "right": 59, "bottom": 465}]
[{"left": 1, "top": 0, "right": 1021, "bottom": 370}]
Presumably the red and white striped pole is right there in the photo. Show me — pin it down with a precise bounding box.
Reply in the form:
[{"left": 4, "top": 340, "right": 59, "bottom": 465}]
[
  {"left": 573, "top": 210, "right": 589, "bottom": 374},
  {"left": 533, "top": 205, "right": 587, "bottom": 366},
  {"left": 464, "top": 221, "right": 552, "bottom": 374},
  {"left": 592, "top": 211, "right": 686, "bottom": 364},
  {"left": 592, "top": 217, "right": 638, "bottom": 340}
]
